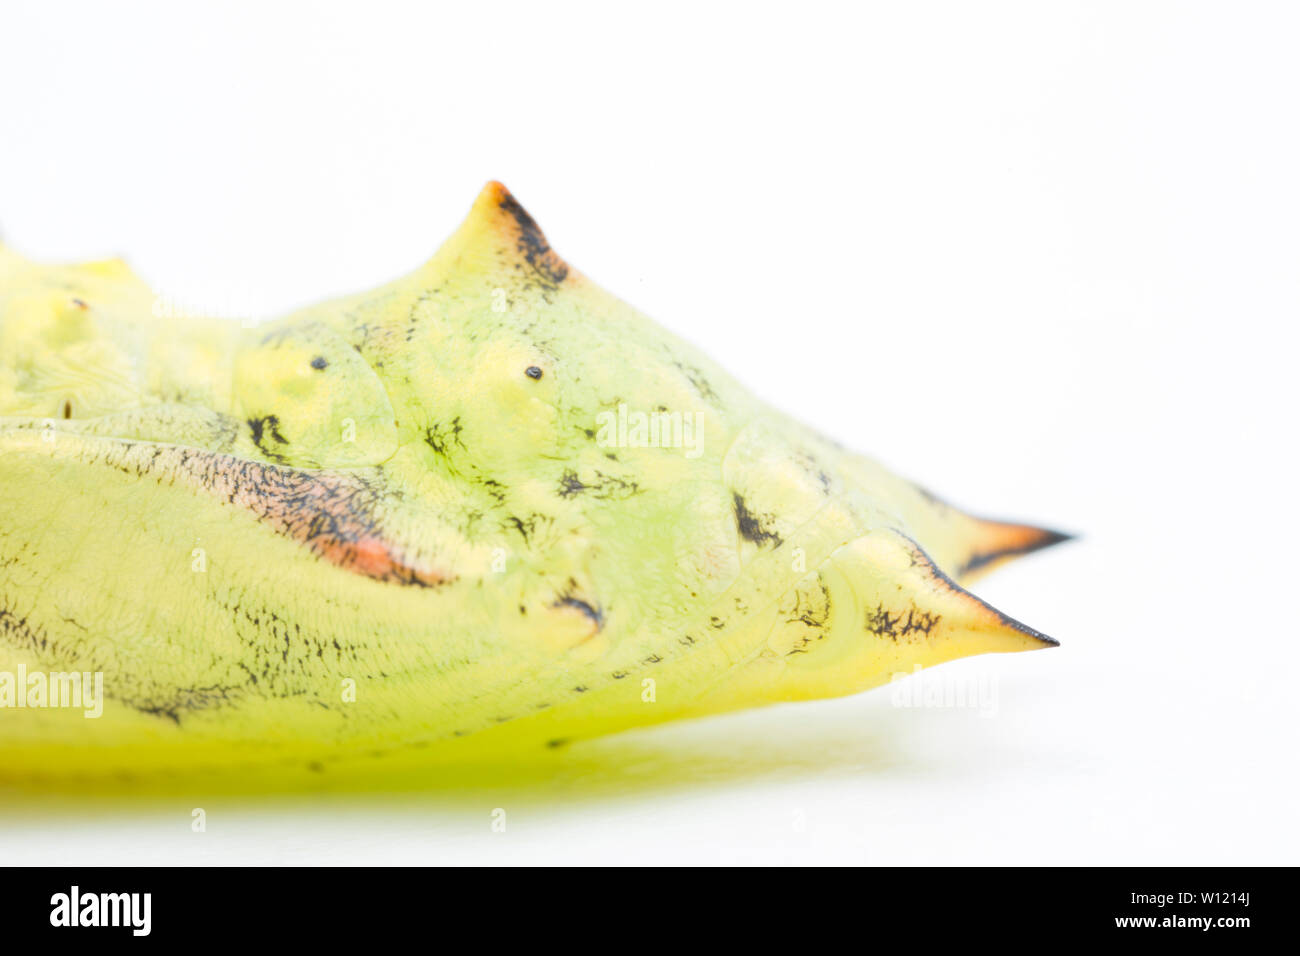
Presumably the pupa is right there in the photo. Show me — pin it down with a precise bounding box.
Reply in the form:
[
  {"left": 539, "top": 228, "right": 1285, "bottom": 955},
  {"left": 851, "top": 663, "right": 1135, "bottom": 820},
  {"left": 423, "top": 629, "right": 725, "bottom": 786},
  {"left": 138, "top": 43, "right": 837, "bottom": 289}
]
[{"left": 0, "top": 183, "right": 1069, "bottom": 784}]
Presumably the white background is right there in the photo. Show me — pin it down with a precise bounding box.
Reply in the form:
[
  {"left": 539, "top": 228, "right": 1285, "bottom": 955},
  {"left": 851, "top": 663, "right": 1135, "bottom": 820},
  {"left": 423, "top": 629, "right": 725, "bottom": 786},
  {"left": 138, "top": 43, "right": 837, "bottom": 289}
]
[{"left": 1, "top": 1, "right": 1297, "bottom": 865}]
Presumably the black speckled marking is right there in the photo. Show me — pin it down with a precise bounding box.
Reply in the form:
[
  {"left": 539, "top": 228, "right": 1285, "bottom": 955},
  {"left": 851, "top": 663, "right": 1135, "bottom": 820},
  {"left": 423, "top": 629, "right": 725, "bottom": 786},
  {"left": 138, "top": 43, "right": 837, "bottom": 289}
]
[
  {"left": 553, "top": 581, "right": 604, "bottom": 631},
  {"left": 866, "top": 603, "right": 940, "bottom": 641},
  {"left": 732, "top": 492, "right": 783, "bottom": 548},
  {"left": 786, "top": 575, "right": 832, "bottom": 656},
  {"left": 247, "top": 414, "right": 290, "bottom": 463},
  {"left": 498, "top": 193, "right": 569, "bottom": 287},
  {"left": 557, "top": 468, "right": 640, "bottom": 501},
  {"left": 423, "top": 417, "right": 465, "bottom": 457}
]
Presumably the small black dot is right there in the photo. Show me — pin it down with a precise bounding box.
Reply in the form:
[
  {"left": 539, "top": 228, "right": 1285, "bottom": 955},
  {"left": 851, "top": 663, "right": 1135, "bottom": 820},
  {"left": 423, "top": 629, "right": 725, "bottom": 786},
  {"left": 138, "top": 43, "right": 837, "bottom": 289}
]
[
  {"left": 311, "top": 356, "right": 328, "bottom": 370},
  {"left": 525, "top": 366, "right": 543, "bottom": 380}
]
